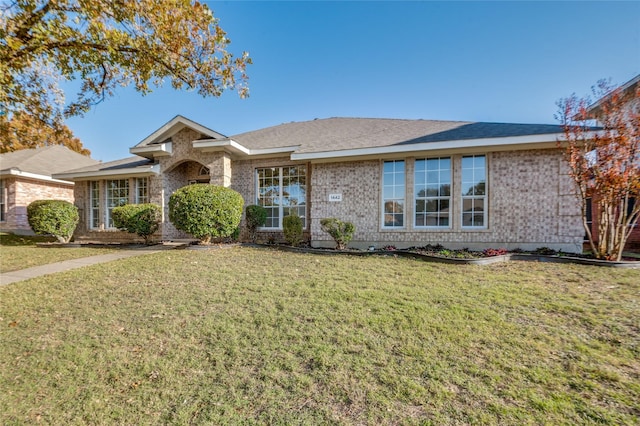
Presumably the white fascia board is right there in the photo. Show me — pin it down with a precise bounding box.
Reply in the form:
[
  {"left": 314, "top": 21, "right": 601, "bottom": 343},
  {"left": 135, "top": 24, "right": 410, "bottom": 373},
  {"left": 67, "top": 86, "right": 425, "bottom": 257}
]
[
  {"left": 0, "top": 168, "right": 75, "bottom": 184},
  {"left": 53, "top": 164, "right": 160, "bottom": 181},
  {"left": 194, "top": 139, "right": 299, "bottom": 158},
  {"left": 193, "top": 139, "right": 251, "bottom": 155},
  {"left": 291, "top": 133, "right": 576, "bottom": 161},
  {"left": 248, "top": 145, "right": 300, "bottom": 156},
  {"left": 130, "top": 142, "right": 172, "bottom": 157}
]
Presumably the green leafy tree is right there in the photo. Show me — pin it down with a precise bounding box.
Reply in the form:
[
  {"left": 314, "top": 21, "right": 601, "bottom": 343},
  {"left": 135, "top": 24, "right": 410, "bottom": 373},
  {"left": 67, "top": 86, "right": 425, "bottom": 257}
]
[
  {"left": 169, "top": 184, "right": 243, "bottom": 244},
  {"left": 112, "top": 203, "right": 161, "bottom": 244},
  {"left": 0, "top": 0, "right": 251, "bottom": 137},
  {"left": 245, "top": 204, "right": 267, "bottom": 242},
  {"left": 27, "top": 199, "right": 79, "bottom": 243}
]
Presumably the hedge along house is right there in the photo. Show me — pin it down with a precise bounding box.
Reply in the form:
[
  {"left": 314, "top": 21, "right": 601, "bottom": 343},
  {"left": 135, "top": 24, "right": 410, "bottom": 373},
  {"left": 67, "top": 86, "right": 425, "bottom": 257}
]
[{"left": 55, "top": 115, "right": 584, "bottom": 252}]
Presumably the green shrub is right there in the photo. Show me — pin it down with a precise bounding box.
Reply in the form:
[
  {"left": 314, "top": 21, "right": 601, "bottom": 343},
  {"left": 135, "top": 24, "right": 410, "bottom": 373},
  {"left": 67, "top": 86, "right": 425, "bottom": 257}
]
[
  {"left": 320, "top": 218, "right": 355, "bottom": 250},
  {"left": 169, "top": 184, "right": 244, "bottom": 244},
  {"left": 245, "top": 204, "right": 267, "bottom": 242},
  {"left": 112, "top": 203, "right": 161, "bottom": 244},
  {"left": 27, "top": 200, "right": 79, "bottom": 243},
  {"left": 283, "top": 214, "right": 304, "bottom": 247}
]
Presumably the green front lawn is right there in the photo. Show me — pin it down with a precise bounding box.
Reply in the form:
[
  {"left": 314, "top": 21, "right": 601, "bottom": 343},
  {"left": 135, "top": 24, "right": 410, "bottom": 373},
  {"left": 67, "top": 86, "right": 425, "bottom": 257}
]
[
  {"left": 0, "top": 233, "right": 117, "bottom": 272},
  {"left": 1, "top": 247, "right": 638, "bottom": 424}
]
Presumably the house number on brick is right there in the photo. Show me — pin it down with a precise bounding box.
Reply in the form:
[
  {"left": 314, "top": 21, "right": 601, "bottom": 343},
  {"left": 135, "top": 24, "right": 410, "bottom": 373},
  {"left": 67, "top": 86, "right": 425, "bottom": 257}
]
[{"left": 329, "top": 193, "right": 342, "bottom": 202}]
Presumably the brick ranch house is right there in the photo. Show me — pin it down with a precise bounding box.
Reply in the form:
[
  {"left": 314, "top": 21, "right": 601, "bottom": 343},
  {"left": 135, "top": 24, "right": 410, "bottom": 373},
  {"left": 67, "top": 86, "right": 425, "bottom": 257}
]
[
  {"left": 0, "top": 145, "right": 99, "bottom": 234},
  {"left": 55, "top": 115, "right": 585, "bottom": 252}
]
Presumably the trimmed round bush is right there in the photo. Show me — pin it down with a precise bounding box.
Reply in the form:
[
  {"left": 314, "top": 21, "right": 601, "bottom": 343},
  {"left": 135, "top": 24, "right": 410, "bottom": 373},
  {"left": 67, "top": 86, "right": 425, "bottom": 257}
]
[
  {"left": 245, "top": 204, "right": 267, "bottom": 242},
  {"left": 169, "top": 184, "right": 244, "bottom": 244},
  {"left": 27, "top": 200, "right": 79, "bottom": 243},
  {"left": 320, "top": 218, "right": 355, "bottom": 250},
  {"left": 112, "top": 203, "right": 162, "bottom": 244},
  {"left": 283, "top": 214, "right": 304, "bottom": 247}
]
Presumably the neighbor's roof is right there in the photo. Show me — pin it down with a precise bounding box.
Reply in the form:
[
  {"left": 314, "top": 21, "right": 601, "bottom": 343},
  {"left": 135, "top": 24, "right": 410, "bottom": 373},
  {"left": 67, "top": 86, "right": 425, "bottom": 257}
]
[
  {"left": 0, "top": 145, "right": 99, "bottom": 181},
  {"left": 53, "top": 156, "right": 158, "bottom": 180},
  {"left": 228, "top": 117, "right": 567, "bottom": 155},
  {"left": 587, "top": 74, "right": 640, "bottom": 115}
]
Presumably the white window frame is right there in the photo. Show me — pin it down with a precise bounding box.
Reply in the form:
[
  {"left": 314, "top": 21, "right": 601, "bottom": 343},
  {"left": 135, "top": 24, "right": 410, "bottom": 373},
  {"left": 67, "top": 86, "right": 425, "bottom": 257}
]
[
  {"left": 382, "top": 160, "right": 406, "bottom": 229},
  {"left": 256, "top": 166, "right": 307, "bottom": 229},
  {"left": 89, "top": 181, "right": 100, "bottom": 229},
  {"left": 414, "top": 157, "right": 452, "bottom": 228},
  {"left": 461, "top": 154, "right": 487, "bottom": 228},
  {"left": 135, "top": 177, "right": 148, "bottom": 204}
]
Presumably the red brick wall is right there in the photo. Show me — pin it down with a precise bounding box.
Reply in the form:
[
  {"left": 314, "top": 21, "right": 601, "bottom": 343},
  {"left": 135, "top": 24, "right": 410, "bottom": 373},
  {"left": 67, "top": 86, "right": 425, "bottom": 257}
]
[{"left": 0, "top": 177, "right": 75, "bottom": 234}]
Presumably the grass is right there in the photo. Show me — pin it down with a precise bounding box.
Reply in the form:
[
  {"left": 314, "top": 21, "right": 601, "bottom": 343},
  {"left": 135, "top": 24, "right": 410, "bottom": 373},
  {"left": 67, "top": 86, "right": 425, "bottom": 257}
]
[
  {"left": 0, "top": 233, "right": 117, "bottom": 272},
  {"left": 0, "top": 246, "right": 638, "bottom": 425}
]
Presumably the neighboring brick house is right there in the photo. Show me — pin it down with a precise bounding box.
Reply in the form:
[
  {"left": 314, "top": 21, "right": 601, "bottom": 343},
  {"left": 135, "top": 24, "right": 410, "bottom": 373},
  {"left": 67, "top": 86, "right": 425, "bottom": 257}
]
[
  {"left": 0, "top": 146, "right": 99, "bottom": 234},
  {"left": 585, "top": 74, "right": 640, "bottom": 249},
  {"left": 56, "top": 115, "right": 584, "bottom": 251}
]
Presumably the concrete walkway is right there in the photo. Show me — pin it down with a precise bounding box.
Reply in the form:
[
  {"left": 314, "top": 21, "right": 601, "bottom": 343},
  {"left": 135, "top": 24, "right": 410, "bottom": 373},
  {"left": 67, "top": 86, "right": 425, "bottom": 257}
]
[{"left": 1, "top": 243, "right": 185, "bottom": 286}]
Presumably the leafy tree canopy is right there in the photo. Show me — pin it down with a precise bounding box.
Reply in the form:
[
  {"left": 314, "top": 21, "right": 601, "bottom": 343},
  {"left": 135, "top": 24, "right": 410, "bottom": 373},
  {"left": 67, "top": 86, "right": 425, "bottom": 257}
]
[
  {"left": 0, "top": 0, "right": 251, "bottom": 137},
  {"left": 0, "top": 111, "right": 90, "bottom": 154}
]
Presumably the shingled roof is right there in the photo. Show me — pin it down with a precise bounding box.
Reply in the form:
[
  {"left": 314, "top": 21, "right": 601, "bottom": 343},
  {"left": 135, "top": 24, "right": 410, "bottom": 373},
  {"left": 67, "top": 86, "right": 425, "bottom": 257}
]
[
  {"left": 53, "top": 156, "right": 157, "bottom": 180},
  {"left": 229, "top": 117, "right": 566, "bottom": 155},
  {"left": 0, "top": 145, "right": 99, "bottom": 179}
]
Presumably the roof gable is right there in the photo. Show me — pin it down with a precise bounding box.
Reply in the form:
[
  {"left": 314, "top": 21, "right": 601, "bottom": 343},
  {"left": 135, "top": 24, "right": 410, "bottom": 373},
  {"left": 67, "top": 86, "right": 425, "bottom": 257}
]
[{"left": 133, "top": 115, "right": 227, "bottom": 148}]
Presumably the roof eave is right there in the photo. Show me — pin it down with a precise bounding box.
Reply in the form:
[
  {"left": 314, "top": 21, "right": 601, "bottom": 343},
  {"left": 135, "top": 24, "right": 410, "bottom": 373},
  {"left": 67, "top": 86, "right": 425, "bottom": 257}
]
[
  {"left": 193, "top": 138, "right": 251, "bottom": 156},
  {"left": 130, "top": 142, "right": 173, "bottom": 158},
  {"left": 53, "top": 164, "right": 160, "bottom": 181},
  {"left": 290, "top": 133, "right": 572, "bottom": 162},
  {"left": 193, "top": 139, "right": 299, "bottom": 158},
  {"left": 0, "top": 168, "right": 75, "bottom": 184}
]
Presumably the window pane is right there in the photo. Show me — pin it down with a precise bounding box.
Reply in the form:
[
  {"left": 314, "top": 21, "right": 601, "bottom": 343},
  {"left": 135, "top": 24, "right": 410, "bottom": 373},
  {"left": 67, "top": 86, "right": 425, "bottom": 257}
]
[
  {"left": 461, "top": 155, "right": 486, "bottom": 227},
  {"left": 382, "top": 160, "right": 405, "bottom": 228},
  {"left": 106, "top": 179, "right": 129, "bottom": 228},
  {"left": 461, "top": 156, "right": 474, "bottom": 169},
  {"left": 414, "top": 157, "right": 451, "bottom": 227},
  {"left": 257, "top": 166, "right": 306, "bottom": 228}
]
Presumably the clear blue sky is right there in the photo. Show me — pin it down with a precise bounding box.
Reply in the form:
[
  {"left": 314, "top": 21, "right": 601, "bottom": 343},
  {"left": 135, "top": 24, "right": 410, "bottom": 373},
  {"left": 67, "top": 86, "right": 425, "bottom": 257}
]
[{"left": 66, "top": 1, "right": 640, "bottom": 162}]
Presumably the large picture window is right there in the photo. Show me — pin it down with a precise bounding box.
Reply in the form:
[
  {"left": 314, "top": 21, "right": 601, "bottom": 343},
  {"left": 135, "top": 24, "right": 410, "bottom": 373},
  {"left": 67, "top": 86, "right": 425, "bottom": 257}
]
[
  {"left": 256, "top": 166, "right": 306, "bottom": 229},
  {"left": 415, "top": 157, "right": 451, "bottom": 227},
  {"left": 382, "top": 160, "right": 405, "bottom": 228},
  {"left": 461, "top": 155, "right": 486, "bottom": 228},
  {"left": 106, "top": 179, "right": 129, "bottom": 228}
]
